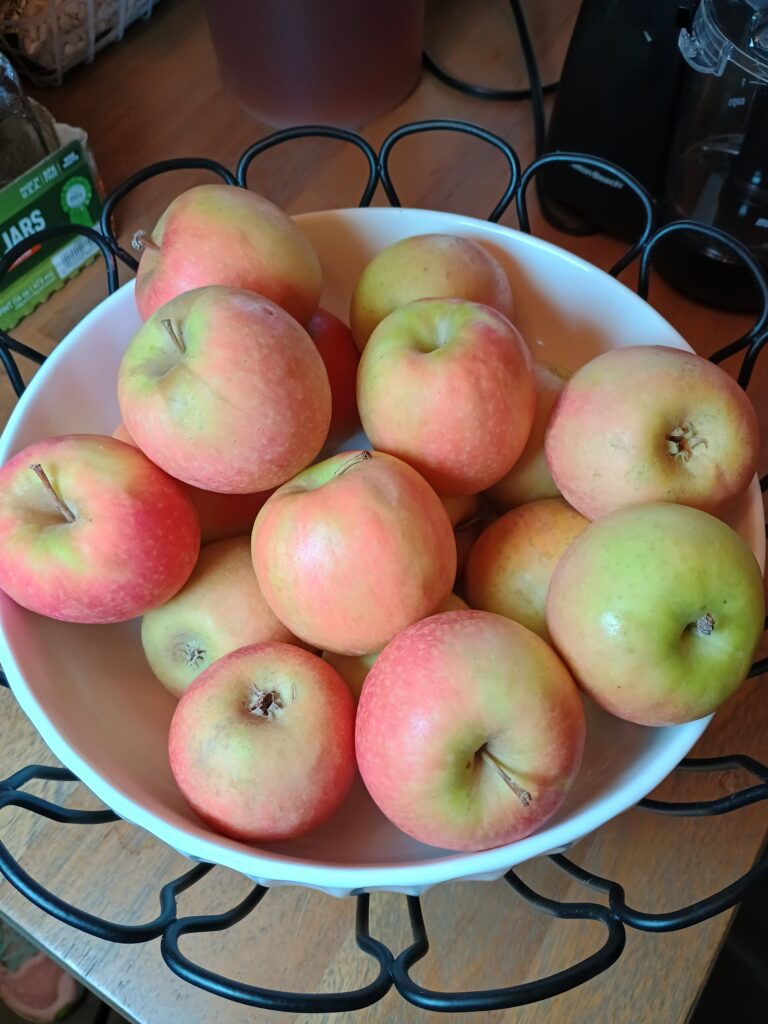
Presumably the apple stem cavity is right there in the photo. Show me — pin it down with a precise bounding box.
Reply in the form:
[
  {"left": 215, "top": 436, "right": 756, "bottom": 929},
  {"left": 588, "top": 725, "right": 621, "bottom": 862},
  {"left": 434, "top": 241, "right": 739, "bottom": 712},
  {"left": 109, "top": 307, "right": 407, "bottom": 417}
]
[
  {"left": 335, "top": 450, "right": 372, "bottom": 478},
  {"left": 247, "top": 687, "right": 283, "bottom": 720},
  {"left": 666, "top": 422, "right": 708, "bottom": 463},
  {"left": 131, "top": 229, "right": 159, "bottom": 254},
  {"left": 479, "top": 747, "right": 532, "bottom": 806},
  {"left": 161, "top": 318, "right": 186, "bottom": 355},
  {"left": 29, "top": 464, "right": 76, "bottom": 523}
]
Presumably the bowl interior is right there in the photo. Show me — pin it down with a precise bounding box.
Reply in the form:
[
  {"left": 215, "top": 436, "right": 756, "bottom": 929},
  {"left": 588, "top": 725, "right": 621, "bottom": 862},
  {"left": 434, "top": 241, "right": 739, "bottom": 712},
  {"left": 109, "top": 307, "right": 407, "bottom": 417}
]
[{"left": 0, "top": 207, "right": 763, "bottom": 895}]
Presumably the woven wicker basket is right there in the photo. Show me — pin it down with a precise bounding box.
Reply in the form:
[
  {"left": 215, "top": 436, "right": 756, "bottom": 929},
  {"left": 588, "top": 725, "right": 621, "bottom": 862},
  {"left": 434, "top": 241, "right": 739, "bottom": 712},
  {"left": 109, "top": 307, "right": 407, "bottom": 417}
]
[{"left": 0, "top": 0, "right": 161, "bottom": 86}]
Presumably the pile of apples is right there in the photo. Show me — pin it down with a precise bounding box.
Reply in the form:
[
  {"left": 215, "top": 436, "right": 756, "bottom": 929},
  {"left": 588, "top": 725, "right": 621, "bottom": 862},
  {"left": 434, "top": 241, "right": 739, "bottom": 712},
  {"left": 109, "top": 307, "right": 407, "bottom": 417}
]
[{"left": 0, "top": 184, "right": 764, "bottom": 855}]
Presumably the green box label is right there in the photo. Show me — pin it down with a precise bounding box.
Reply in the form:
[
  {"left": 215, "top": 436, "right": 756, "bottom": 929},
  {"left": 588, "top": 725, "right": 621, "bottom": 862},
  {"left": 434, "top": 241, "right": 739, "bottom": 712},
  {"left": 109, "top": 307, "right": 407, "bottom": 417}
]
[{"left": 0, "top": 142, "right": 103, "bottom": 331}]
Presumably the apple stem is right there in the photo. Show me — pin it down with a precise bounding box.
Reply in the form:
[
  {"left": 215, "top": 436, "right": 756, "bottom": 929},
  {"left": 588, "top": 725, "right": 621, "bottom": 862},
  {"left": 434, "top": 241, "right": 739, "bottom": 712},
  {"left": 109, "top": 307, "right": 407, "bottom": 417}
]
[
  {"left": 131, "top": 229, "right": 159, "bottom": 254},
  {"left": 335, "top": 450, "right": 372, "bottom": 478},
  {"left": 29, "top": 464, "right": 76, "bottom": 523},
  {"left": 697, "top": 613, "right": 715, "bottom": 636},
  {"left": 161, "top": 318, "right": 186, "bottom": 355},
  {"left": 480, "top": 748, "right": 532, "bottom": 807}
]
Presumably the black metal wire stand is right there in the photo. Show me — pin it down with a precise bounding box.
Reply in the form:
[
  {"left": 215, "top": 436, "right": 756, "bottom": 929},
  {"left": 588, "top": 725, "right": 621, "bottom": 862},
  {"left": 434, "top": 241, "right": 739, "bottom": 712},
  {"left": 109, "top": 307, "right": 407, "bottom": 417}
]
[{"left": 0, "top": 120, "right": 767, "bottom": 1014}]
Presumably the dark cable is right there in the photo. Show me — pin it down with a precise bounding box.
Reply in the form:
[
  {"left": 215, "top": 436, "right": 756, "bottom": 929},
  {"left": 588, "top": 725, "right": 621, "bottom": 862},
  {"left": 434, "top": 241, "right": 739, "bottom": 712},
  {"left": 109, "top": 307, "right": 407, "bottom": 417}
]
[
  {"left": 423, "top": 0, "right": 553, "bottom": 158},
  {"left": 422, "top": 51, "right": 557, "bottom": 102}
]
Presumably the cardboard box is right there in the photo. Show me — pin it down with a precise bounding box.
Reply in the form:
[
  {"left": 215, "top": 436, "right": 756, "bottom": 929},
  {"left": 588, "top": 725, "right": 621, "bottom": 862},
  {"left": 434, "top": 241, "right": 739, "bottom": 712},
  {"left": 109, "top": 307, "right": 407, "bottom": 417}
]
[{"left": 0, "top": 139, "right": 103, "bottom": 332}]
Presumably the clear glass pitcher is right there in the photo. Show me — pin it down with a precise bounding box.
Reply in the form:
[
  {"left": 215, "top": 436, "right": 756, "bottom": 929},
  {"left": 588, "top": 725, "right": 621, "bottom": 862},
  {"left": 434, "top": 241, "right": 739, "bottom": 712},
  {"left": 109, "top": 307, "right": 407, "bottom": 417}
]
[{"left": 659, "top": 0, "right": 768, "bottom": 310}]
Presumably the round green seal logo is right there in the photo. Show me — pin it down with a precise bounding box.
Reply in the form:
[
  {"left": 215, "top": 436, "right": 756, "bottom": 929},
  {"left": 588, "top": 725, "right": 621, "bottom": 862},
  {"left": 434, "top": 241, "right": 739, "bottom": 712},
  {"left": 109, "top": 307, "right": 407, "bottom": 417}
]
[{"left": 61, "top": 177, "right": 93, "bottom": 225}]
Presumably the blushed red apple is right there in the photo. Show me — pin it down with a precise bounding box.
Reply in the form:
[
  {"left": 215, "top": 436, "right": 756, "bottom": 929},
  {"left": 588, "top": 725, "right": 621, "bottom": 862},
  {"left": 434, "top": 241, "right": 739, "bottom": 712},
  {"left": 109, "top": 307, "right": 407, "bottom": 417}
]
[
  {"left": 356, "top": 610, "right": 586, "bottom": 851},
  {"left": 350, "top": 233, "right": 514, "bottom": 351},
  {"left": 545, "top": 345, "right": 760, "bottom": 520},
  {"left": 0, "top": 434, "right": 200, "bottom": 623},
  {"left": 252, "top": 450, "right": 456, "bottom": 655},
  {"left": 118, "top": 286, "right": 331, "bottom": 493},
  {"left": 169, "top": 642, "right": 356, "bottom": 842},
  {"left": 357, "top": 298, "right": 536, "bottom": 496},
  {"left": 134, "top": 184, "right": 322, "bottom": 324}
]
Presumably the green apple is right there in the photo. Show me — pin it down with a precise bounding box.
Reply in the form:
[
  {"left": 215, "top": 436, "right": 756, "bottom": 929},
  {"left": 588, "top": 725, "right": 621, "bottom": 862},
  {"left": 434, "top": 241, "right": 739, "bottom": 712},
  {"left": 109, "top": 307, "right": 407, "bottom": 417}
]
[{"left": 546, "top": 502, "right": 765, "bottom": 726}]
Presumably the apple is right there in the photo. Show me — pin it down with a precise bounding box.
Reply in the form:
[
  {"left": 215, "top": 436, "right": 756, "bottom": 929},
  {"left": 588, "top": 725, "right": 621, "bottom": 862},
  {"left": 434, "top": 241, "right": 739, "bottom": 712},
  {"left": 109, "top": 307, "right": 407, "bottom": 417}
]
[
  {"left": 118, "top": 286, "right": 331, "bottom": 493},
  {"left": 466, "top": 498, "right": 588, "bottom": 639},
  {"left": 349, "top": 233, "right": 514, "bottom": 351},
  {"left": 357, "top": 298, "right": 536, "bottom": 496},
  {"left": 251, "top": 450, "right": 456, "bottom": 655},
  {"left": 485, "top": 360, "right": 571, "bottom": 510},
  {"left": 323, "top": 592, "right": 468, "bottom": 698},
  {"left": 0, "top": 435, "right": 200, "bottom": 623},
  {"left": 546, "top": 502, "right": 765, "bottom": 726},
  {"left": 306, "top": 308, "right": 360, "bottom": 444},
  {"left": 133, "top": 184, "right": 322, "bottom": 323},
  {"left": 545, "top": 345, "right": 760, "bottom": 520},
  {"left": 355, "top": 610, "right": 586, "bottom": 851},
  {"left": 169, "top": 642, "right": 356, "bottom": 842},
  {"left": 142, "top": 536, "right": 305, "bottom": 697},
  {"left": 113, "top": 423, "right": 271, "bottom": 544}
]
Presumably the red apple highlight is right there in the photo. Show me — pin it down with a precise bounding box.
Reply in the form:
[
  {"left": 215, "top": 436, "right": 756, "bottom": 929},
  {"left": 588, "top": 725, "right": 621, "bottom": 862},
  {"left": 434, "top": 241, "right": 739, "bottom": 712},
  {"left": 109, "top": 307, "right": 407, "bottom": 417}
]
[
  {"left": 169, "top": 643, "right": 356, "bottom": 842},
  {"left": 357, "top": 298, "right": 536, "bottom": 496},
  {"left": 545, "top": 345, "right": 760, "bottom": 520},
  {"left": 142, "top": 536, "right": 305, "bottom": 697},
  {"left": 251, "top": 450, "right": 456, "bottom": 655},
  {"left": 356, "top": 610, "right": 586, "bottom": 851},
  {"left": 134, "top": 184, "right": 322, "bottom": 324},
  {"left": 350, "top": 233, "right": 514, "bottom": 351},
  {"left": 118, "top": 286, "right": 331, "bottom": 493},
  {"left": 0, "top": 435, "right": 200, "bottom": 623}
]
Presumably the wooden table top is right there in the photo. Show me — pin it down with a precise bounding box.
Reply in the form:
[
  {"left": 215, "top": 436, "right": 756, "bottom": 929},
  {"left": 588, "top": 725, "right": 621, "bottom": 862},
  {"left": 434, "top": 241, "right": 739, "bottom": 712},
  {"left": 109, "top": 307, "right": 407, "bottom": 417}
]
[{"left": 1, "top": 2, "right": 767, "bottom": 1022}]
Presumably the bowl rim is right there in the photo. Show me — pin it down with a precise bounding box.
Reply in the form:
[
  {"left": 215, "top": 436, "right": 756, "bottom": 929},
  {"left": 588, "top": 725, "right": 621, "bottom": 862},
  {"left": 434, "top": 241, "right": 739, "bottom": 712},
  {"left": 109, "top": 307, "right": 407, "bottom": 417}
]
[{"left": 1, "top": 205, "right": 759, "bottom": 894}]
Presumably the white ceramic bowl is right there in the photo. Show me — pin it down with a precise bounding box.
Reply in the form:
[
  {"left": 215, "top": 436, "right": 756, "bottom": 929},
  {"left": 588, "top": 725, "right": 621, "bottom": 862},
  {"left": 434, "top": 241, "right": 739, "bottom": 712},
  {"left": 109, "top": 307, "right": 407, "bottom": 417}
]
[{"left": 0, "top": 208, "right": 763, "bottom": 897}]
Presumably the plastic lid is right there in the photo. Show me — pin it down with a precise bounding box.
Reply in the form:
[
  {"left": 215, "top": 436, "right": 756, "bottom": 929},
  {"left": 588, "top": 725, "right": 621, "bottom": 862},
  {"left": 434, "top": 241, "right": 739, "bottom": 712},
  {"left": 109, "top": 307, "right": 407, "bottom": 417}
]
[{"left": 680, "top": 0, "right": 768, "bottom": 81}]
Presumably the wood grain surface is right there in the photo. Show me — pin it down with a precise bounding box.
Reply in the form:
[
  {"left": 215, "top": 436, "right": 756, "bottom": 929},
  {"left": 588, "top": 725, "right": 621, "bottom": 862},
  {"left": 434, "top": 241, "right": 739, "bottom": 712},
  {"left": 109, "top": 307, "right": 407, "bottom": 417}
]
[{"left": 1, "top": 2, "right": 766, "bottom": 1023}]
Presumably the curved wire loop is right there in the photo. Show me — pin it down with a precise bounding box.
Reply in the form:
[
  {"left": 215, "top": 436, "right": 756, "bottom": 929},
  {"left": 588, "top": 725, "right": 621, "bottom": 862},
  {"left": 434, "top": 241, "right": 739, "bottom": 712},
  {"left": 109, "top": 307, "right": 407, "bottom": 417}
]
[
  {"left": 516, "top": 152, "right": 655, "bottom": 276},
  {"left": 161, "top": 891, "right": 393, "bottom": 1012},
  {"left": 378, "top": 119, "right": 521, "bottom": 222},
  {"left": 637, "top": 220, "right": 768, "bottom": 389},
  {"left": 0, "top": 224, "right": 122, "bottom": 396},
  {"left": 98, "top": 157, "right": 237, "bottom": 272},
  {"left": 237, "top": 126, "right": 379, "bottom": 207}
]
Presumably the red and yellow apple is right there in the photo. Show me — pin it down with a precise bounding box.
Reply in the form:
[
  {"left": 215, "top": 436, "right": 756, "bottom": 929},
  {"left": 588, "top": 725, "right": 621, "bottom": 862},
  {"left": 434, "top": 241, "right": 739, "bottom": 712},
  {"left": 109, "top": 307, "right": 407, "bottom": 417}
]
[
  {"left": 142, "top": 536, "right": 305, "bottom": 697},
  {"left": 169, "top": 642, "right": 356, "bottom": 842},
  {"left": 134, "top": 184, "right": 322, "bottom": 324},
  {"left": 486, "top": 360, "right": 571, "bottom": 510},
  {"left": 357, "top": 298, "right": 536, "bottom": 496},
  {"left": 0, "top": 435, "right": 200, "bottom": 623},
  {"left": 349, "top": 233, "right": 514, "bottom": 351},
  {"left": 546, "top": 502, "right": 765, "bottom": 725},
  {"left": 545, "top": 345, "right": 760, "bottom": 520},
  {"left": 118, "top": 286, "right": 331, "bottom": 493},
  {"left": 252, "top": 450, "right": 456, "bottom": 655},
  {"left": 306, "top": 308, "right": 360, "bottom": 444},
  {"left": 466, "top": 498, "right": 588, "bottom": 639},
  {"left": 356, "top": 610, "right": 586, "bottom": 851},
  {"left": 113, "top": 422, "right": 270, "bottom": 544}
]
